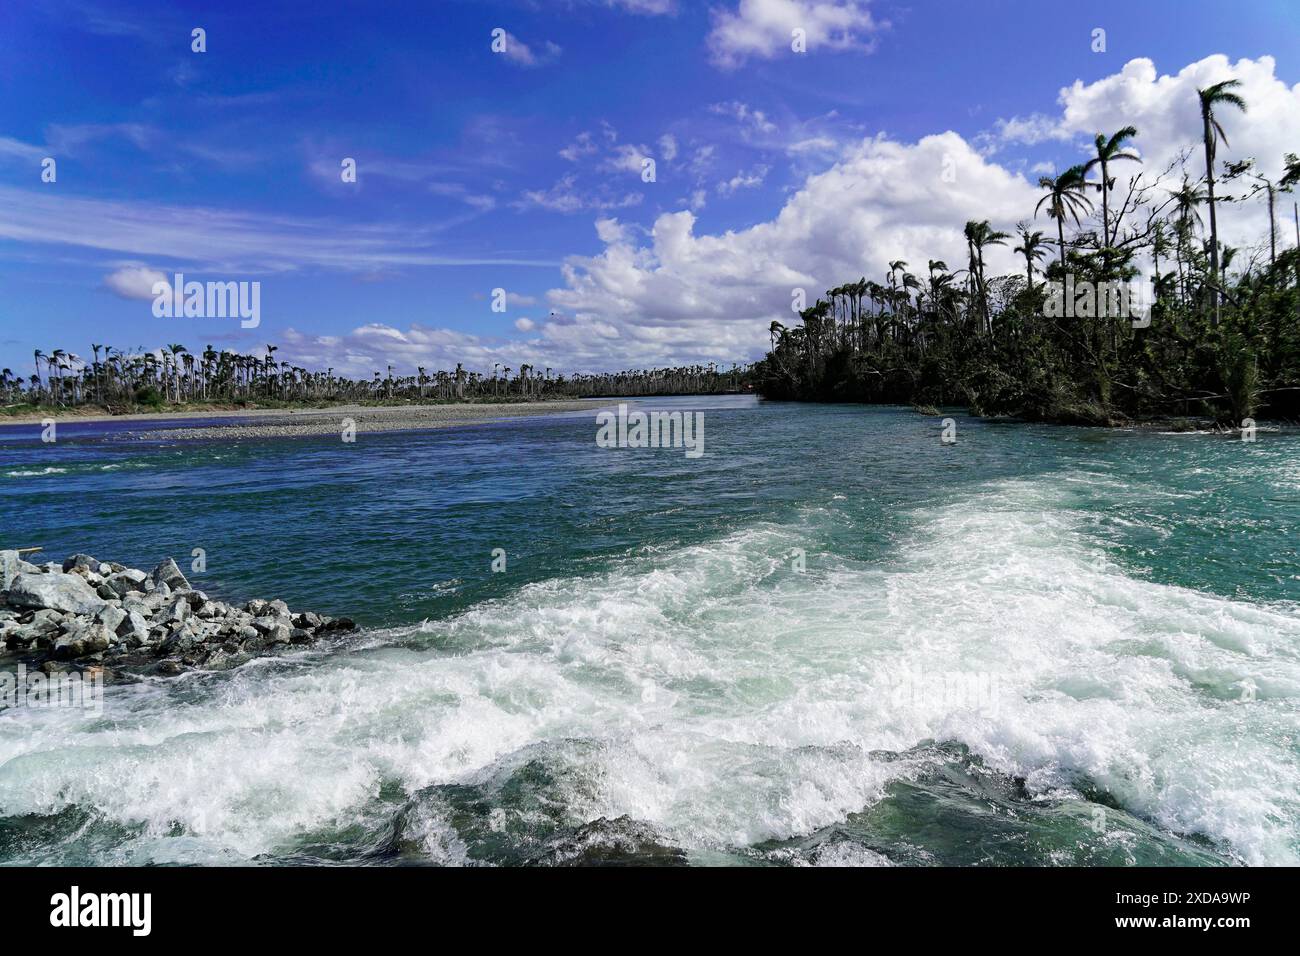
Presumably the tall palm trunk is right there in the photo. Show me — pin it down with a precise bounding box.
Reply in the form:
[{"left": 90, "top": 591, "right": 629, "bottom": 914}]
[{"left": 1202, "top": 116, "right": 1221, "bottom": 325}]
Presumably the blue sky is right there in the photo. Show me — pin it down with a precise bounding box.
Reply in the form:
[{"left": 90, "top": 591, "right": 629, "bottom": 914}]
[{"left": 2, "top": 0, "right": 1299, "bottom": 379}]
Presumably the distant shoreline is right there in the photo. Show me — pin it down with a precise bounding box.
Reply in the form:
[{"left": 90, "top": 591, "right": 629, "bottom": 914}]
[
  {"left": 97, "top": 400, "right": 608, "bottom": 442},
  {"left": 1, "top": 398, "right": 609, "bottom": 426}
]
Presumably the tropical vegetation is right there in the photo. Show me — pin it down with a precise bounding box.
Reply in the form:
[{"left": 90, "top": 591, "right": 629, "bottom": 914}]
[{"left": 754, "top": 83, "right": 1300, "bottom": 426}]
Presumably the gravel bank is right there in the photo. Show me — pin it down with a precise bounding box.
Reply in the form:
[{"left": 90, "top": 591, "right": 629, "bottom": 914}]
[{"left": 130, "top": 400, "right": 608, "bottom": 440}]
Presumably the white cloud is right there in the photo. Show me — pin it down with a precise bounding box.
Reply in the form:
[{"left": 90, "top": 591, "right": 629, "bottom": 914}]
[
  {"left": 718, "top": 164, "right": 771, "bottom": 195},
  {"left": 0, "top": 136, "right": 49, "bottom": 163},
  {"left": 514, "top": 317, "right": 536, "bottom": 331},
  {"left": 515, "top": 174, "right": 645, "bottom": 213},
  {"left": 688, "top": 145, "right": 716, "bottom": 177},
  {"left": 682, "top": 189, "right": 708, "bottom": 211},
  {"left": 497, "top": 32, "right": 561, "bottom": 67},
  {"left": 787, "top": 136, "right": 838, "bottom": 155},
  {"left": 559, "top": 131, "right": 599, "bottom": 162},
  {"left": 599, "top": 0, "right": 677, "bottom": 12},
  {"left": 541, "top": 131, "right": 1037, "bottom": 367},
  {"left": 603, "top": 143, "right": 653, "bottom": 174},
  {"left": 427, "top": 181, "right": 497, "bottom": 211},
  {"left": 102, "top": 263, "right": 168, "bottom": 300},
  {"left": 709, "top": 101, "right": 777, "bottom": 135},
  {"left": 707, "top": 0, "right": 885, "bottom": 69},
  {"left": 658, "top": 133, "right": 679, "bottom": 162}
]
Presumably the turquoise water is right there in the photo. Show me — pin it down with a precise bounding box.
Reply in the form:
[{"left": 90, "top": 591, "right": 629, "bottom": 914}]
[{"left": 0, "top": 396, "right": 1297, "bottom": 865}]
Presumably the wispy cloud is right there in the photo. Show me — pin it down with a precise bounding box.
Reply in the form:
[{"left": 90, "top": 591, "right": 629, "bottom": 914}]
[
  {"left": 495, "top": 31, "right": 562, "bottom": 67},
  {"left": 514, "top": 174, "right": 645, "bottom": 213},
  {"left": 0, "top": 186, "right": 558, "bottom": 273}
]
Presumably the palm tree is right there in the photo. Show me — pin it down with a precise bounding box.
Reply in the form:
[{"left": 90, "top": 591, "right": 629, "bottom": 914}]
[
  {"left": 963, "top": 220, "right": 1009, "bottom": 331},
  {"left": 1169, "top": 175, "right": 1207, "bottom": 303},
  {"left": 167, "top": 344, "right": 187, "bottom": 403},
  {"left": 1197, "top": 79, "right": 1247, "bottom": 323},
  {"left": 1035, "top": 164, "right": 1093, "bottom": 267},
  {"left": 1085, "top": 126, "right": 1141, "bottom": 251},
  {"left": 1012, "top": 223, "right": 1048, "bottom": 289}
]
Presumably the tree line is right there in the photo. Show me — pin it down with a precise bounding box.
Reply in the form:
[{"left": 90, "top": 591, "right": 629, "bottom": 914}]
[{"left": 3, "top": 345, "right": 751, "bottom": 411}]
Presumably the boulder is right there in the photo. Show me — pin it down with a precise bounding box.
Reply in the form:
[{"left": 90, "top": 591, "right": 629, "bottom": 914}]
[
  {"left": 1, "top": 550, "right": 22, "bottom": 590},
  {"left": 3, "top": 572, "right": 108, "bottom": 616},
  {"left": 62, "top": 553, "right": 100, "bottom": 573},
  {"left": 150, "top": 558, "right": 190, "bottom": 592},
  {"left": 159, "top": 621, "right": 201, "bottom": 655},
  {"left": 117, "top": 610, "right": 151, "bottom": 647},
  {"left": 157, "top": 597, "right": 190, "bottom": 625},
  {"left": 107, "top": 569, "right": 148, "bottom": 597},
  {"left": 263, "top": 622, "right": 292, "bottom": 646},
  {"left": 94, "top": 604, "right": 128, "bottom": 635},
  {"left": 53, "top": 623, "right": 112, "bottom": 659}
]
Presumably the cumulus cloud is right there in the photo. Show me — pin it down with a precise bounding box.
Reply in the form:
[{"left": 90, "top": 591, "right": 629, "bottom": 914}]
[
  {"left": 540, "top": 131, "right": 1038, "bottom": 366},
  {"left": 102, "top": 263, "right": 168, "bottom": 300},
  {"left": 514, "top": 317, "right": 536, "bottom": 331},
  {"left": 603, "top": 143, "right": 654, "bottom": 174},
  {"left": 707, "top": 0, "right": 886, "bottom": 69}
]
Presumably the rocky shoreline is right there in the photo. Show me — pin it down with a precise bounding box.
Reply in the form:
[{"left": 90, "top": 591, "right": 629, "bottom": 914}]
[{"left": 0, "top": 551, "right": 354, "bottom": 682}]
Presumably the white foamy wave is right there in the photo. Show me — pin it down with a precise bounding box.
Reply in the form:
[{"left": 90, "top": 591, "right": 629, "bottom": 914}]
[
  {"left": 4, "top": 466, "right": 67, "bottom": 477},
  {"left": 1, "top": 474, "right": 1296, "bottom": 864}
]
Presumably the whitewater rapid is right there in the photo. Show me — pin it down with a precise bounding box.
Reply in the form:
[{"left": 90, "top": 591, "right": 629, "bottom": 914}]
[{"left": 1, "top": 472, "right": 1297, "bottom": 865}]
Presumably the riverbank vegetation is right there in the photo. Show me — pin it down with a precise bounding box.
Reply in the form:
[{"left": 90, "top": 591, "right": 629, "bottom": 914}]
[
  {"left": 3, "top": 351, "right": 753, "bottom": 418},
  {"left": 754, "top": 82, "right": 1300, "bottom": 426}
]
